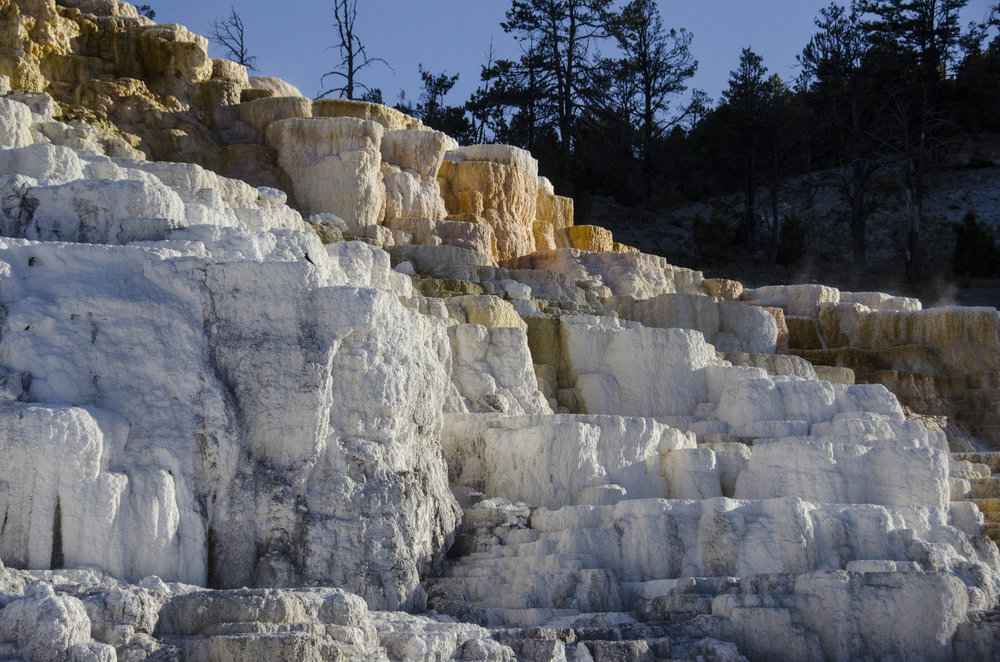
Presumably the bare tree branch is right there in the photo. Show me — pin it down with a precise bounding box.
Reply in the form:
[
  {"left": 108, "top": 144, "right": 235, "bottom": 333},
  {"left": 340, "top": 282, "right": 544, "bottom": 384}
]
[
  {"left": 209, "top": 7, "right": 258, "bottom": 71},
  {"left": 316, "top": 0, "right": 392, "bottom": 100}
]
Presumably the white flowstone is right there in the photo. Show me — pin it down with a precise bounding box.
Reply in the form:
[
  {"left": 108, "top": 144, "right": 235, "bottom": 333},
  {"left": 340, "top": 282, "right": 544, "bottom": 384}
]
[
  {"left": 733, "top": 440, "right": 951, "bottom": 510},
  {"left": 267, "top": 116, "right": 386, "bottom": 226},
  {"left": 0, "top": 232, "right": 458, "bottom": 609},
  {"left": 560, "top": 315, "right": 715, "bottom": 418},
  {"left": 442, "top": 414, "right": 692, "bottom": 507},
  {"left": 448, "top": 324, "right": 551, "bottom": 416},
  {"left": 0, "top": 99, "right": 33, "bottom": 150}
]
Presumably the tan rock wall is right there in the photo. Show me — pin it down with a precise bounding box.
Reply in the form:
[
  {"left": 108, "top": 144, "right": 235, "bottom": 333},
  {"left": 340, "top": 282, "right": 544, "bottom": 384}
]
[
  {"left": 818, "top": 304, "right": 1000, "bottom": 376},
  {"left": 438, "top": 157, "right": 536, "bottom": 263},
  {"left": 137, "top": 24, "right": 211, "bottom": 82},
  {"left": 313, "top": 98, "right": 423, "bottom": 131}
]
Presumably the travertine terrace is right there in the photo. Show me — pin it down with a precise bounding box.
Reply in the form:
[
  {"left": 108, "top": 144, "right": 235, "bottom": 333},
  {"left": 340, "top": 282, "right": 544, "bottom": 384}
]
[{"left": 0, "top": 1, "right": 999, "bottom": 660}]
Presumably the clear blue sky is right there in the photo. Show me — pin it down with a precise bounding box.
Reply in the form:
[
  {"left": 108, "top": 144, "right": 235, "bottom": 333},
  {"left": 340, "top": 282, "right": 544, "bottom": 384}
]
[{"left": 156, "top": 1, "right": 996, "bottom": 110}]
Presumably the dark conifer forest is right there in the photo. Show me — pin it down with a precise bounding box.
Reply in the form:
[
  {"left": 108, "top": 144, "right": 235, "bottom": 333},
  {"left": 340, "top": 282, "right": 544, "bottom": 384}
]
[{"left": 393, "top": 0, "right": 1000, "bottom": 296}]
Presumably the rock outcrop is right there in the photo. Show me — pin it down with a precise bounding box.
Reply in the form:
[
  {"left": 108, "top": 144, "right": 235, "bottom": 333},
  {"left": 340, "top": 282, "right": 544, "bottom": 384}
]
[{"left": 0, "top": 3, "right": 999, "bottom": 661}]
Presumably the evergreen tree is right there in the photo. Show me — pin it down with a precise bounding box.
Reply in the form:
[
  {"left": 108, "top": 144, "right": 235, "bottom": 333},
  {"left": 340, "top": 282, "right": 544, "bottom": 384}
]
[
  {"left": 607, "top": 0, "right": 696, "bottom": 203},
  {"left": 860, "top": 0, "right": 969, "bottom": 279},
  {"left": 502, "top": 0, "right": 616, "bottom": 178},
  {"left": 415, "top": 66, "right": 475, "bottom": 142},
  {"left": 723, "top": 48, "right": 770, "bottom": 246},
  {"left": 800, "top": 1, "right": 884, "bottom": 269}
]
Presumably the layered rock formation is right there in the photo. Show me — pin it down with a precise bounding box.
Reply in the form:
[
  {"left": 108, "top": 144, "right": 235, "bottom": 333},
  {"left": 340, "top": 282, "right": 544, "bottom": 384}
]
[{"left": 0, "top": 2, "right": 999, "bottom": 661}]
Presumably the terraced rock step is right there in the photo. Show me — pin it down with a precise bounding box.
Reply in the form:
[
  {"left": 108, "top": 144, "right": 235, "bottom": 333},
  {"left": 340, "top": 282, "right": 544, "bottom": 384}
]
[
  {"left": 955, "top": 498, "right": 1000, "bottom": 544},
  {"left": 954, "top": 610, "right": 1000, "bottom": 659},
  {"left": 954, "top": 452, "right": 1000, "bottom": 474},
  {"left": 491, "top": 620, "right": 720, "bottom": 661},
  {"left": 970, "top": 479, "right": 1000, "bottom": 499}
]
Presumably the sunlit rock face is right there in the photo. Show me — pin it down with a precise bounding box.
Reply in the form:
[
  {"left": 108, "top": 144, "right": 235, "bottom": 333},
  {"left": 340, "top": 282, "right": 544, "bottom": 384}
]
[
  {"left": 438, "top": 145, "right": 539, "bottom": 263},
  {"left": 0, "top": 2, "right": 999, "bottom": 661},
  {"left": 0, "top": 93, "right": 462, "bottom": 614}
]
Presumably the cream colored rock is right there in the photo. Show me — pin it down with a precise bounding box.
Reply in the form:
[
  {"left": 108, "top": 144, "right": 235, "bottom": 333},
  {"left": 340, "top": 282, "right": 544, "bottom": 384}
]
[
  {"left": 559, "top": 224, "right": 614, "bottom": 252},
  {"left": 267, "top": 117, "right": 386, "bottom": 225},
  {"left": 840, "top": 290, "right": 922, "bottom": 311},
  {"left": 448, "top": 325, "right": 551, "bottom": 415},
  {"left": 818, "top": 303, "right": 1000, "bottom": 375},
  {"left": 560, "top": 315, "right": 715, "bottom": 417},
  {"left": 239, "top": 96, "right": 312, "bottom": 138},
  {"left": 516, "top": 249, "right": 704, "bottom": 299},
  {"left": 715, "top": 570, "right": 969, "bottom": 662},
  {"left": 704, "top": 278, "right": 744, "bottom": 301},
  {"left": 0, "top": 402, "right": 200, "bottom": 583},
  {"left": 663, "top": 448, "right": 724, "bottom": 499},
  {"left": 0, "top": 99, "right": 34, "bottom": 149},
  {"left": 536, "top": 176, "right": 573, "bottom": 230},
  {"left": 381, "top": 128, "right": 450, "bottom": 179},
  {"left": 325, "top": 240, "right": 413, "bottom": 296},
  {"left": 0, "top": 582, "right": 116, "bottom": 662},
  {"left": 722, "top": 352, "right": 819, "bottom": 380},
  {"left": 439, "top": 495, "right": 999, "bottom": 630},
  {"left": 813, "top": 365, "right": 856, "bottom": 384},
  {"left": 0, "top": 0, "right": 79, "bottom": 92},
  {"left": 442, "top": 414, "right": 690, "bottom": 507},
  {"left": 446, "top": 294, "right": 526, "bottom": 330},
  {"left": 20, "top": 177, "right": 186, "bottom": 243},
  {"left": 0, "top": 143, "right": 85, "bottom": 183},
  {"left": 612, "top": 294, "right": 778, "bottom": 354},
  {"left": 378, "top": 129, "right": 452, "bottom": 223},
  {"left": 313, "top": 98, "right": 425, "bottom": 131},
  {"left": 745, "top": 284, "right": 840, "bottom": 317},
  {"left": 0, "top": 234, "right": 461, "bottom": 610},
  {"left": 138, "top": 24, "right": 212, "bottom": 82},
  {"left": 381, "top": 164, "right": 447, "bottom": 221},
  {"left": 384, "top": 216, "right": 496, "bottom": 258},
  {"left": 248, "top": 75, "right": 304, "bottom": 98},
  {"left": 210, "top": 58, "right": 249, "bottom": 86},
  {"left": 734, "top": 440, "right": 950, "bottom": 510},
  {"left": 60, "top": 0, "right": 146, "bottom": 19}
]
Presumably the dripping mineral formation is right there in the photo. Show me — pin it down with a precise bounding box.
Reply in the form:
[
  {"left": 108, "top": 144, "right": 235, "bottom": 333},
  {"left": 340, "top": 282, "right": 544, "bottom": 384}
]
[{"left": 0, "top": 1, "right": 998, "bottom": 660}]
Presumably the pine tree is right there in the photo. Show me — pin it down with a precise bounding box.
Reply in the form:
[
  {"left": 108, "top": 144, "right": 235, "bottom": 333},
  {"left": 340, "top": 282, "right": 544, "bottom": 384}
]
[
  {"left": 607, "top": 0, "right": 695, "bottom": 203},
  {"left": 502, "top": 0, "right": 615, "bottom": 178}
]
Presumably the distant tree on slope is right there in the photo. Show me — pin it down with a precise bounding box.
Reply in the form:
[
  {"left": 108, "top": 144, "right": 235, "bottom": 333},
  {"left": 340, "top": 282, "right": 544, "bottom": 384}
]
[
  {"left": 723, "top": 47, "right": 770, "bottom": 247},
  {"left": 799, "top": 0, "right": 885, "bottom": 269},
  {"left": 396, "top": 66, "right": 475, "bottom": 143},
  {"left": 860, "top": 0, "right": 969, "bottom": 280},
  {"left": 137, "top": 4, "right": 155, "bottom": 20}
]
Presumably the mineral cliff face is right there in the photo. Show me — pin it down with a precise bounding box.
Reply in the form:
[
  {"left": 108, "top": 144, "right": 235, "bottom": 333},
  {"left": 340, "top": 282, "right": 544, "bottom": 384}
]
[{"left": 0, "top": 1, "right": 999, "bottom": 661}]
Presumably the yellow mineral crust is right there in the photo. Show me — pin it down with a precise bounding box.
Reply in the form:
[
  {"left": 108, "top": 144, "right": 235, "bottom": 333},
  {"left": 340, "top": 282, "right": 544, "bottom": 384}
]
[{"left": 313, "top": 98, "right": 424, "bottom": 131}]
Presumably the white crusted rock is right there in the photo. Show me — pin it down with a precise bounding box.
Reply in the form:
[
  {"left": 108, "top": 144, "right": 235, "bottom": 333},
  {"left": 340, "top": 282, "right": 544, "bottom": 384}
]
[
  {"left": 0, "top": 99, "right": 33, "bottom": 150},
  {"left": 442, "top": 414, "right": 690, "bottom": 508},
  {"left": 733, "top": 440, "right": 951, "bottom": 510},
  {"left": 0, "top": 582, "right": 113, "bottom": 662},
  {"left": 449, "top": 324, "right": 551, "bottom": 416},
  {"left": 561, "top": 315, "right": 714, "bottom": 418},
  {"left": 20, "top": 178, "right": 186, "bottom": 243}
]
